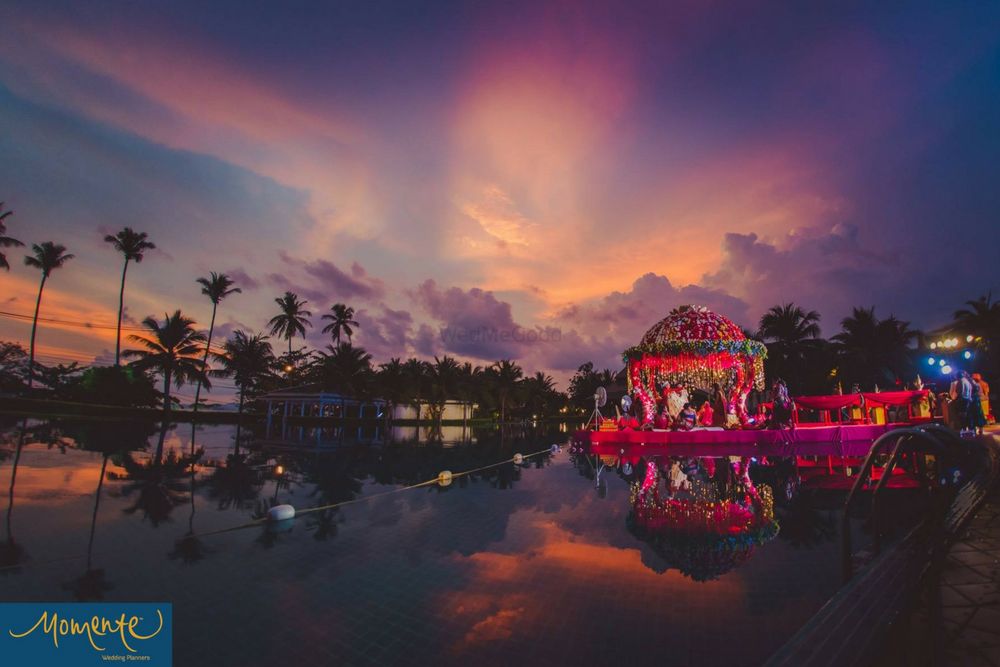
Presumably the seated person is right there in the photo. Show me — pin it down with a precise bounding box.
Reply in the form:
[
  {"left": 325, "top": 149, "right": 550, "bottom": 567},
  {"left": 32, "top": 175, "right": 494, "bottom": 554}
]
[
  {"left": 653, "top": 405, "right": 671, "bottom": 430},
  {"left": 673, "top": 403, "right": 697, "bottom": 430},
  {"left": 697, "top": 401, "right": 714, "bottom": 427}
]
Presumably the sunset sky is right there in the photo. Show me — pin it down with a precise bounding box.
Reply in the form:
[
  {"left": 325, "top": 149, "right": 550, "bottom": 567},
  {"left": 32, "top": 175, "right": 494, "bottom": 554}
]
[{"left": 1, "top": 0, "right": 998, "bottom": 393}]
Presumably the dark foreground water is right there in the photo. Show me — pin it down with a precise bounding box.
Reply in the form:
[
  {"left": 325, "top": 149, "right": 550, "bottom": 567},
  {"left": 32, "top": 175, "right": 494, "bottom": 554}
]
[{"left": 0, "top": 415, "right": 870, "bottom": 666}]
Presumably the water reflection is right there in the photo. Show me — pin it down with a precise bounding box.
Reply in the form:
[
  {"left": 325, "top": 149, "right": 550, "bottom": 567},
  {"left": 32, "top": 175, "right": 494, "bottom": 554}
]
[{"left": 2, "top": 416, "right": 866, "bottom": 665}]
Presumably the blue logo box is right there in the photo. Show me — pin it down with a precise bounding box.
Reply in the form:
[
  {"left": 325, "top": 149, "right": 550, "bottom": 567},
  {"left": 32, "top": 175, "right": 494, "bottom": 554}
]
[{"left": 0, "top": 602, "right": 172, "bottom": 666}]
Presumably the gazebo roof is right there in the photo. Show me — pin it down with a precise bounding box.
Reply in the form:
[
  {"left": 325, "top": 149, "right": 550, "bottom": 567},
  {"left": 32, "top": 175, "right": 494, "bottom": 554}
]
[{"left": 624, "top": 305, "right": 767, "bottom": 360}]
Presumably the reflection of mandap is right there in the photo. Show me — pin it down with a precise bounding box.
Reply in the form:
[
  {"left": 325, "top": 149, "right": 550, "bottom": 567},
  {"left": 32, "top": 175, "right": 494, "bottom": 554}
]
[{"left": 627, "top": 457, "right": 779, "bottom": 581}]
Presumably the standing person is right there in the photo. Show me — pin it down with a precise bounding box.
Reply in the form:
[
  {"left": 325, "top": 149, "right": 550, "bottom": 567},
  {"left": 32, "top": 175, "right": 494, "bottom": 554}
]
[
  {"left": 768, "top": 379, "right": 795, "bottom": 429},
  {"left": 972, "top": 373, "right": 991, "bottom": 424},
  {"left": 950, "top": 371, "right": 974, "bottom": 433},
  {"left": 969, "top": 375, "right": 987, "bottom": 435},
  {"left": 710, "top": 383, "right": 727, "bottom": 427}
]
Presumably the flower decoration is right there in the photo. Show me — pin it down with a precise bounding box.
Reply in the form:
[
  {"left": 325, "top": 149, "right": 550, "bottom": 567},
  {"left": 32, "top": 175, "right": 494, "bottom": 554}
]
[
  {"left": 624, "top": 305, "right": 767, "bottom": 425},
  {"left": 627, "top": 457, "right": 779, "bottom": 581}
]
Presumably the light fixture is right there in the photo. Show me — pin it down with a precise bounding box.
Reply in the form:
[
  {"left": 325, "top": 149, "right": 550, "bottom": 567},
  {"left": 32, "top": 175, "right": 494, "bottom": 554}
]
[
  {"left": 928, "top": 357, "right": 936, "bottom": 365},
  {"left": 939, "top": 359, "right": 946, "bottom": 366},
  {"left": 930, "top": 343, "right": 937, "bottom": 350},
  {"left": 964, "top": 351, "right": 972, "bottom": 359},
  {"left": 967, "top": 335, "right": 974, "bottom": 342},
  {"left": 941, "top": 365, "right": 953, "bottom": 374}
]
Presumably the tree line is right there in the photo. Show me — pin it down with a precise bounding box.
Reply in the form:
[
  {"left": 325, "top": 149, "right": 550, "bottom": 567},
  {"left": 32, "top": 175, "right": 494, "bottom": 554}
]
[{"left": 1, "top": 207, "right": 997, "bottom": 421}]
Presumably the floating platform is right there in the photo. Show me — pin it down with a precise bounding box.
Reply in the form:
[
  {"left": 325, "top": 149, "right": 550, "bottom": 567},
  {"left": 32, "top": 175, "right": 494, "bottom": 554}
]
[{"left": 573, "top": 423, "right": 910, "bottom": 458}]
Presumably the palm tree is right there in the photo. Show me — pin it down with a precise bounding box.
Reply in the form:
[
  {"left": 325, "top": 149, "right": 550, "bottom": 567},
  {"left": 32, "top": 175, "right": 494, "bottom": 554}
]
[
  {"left": 402, "top": 358, "right": 430, "bottom": 414},
  {"left": 833, "top": 307, "right": 919, "bottom": 389},
  {"left": 267, "top": 292, "right": 312, "bottom": 356},
  {"left": 191, "top": 273, "right": 241, "bottom": 412},
  {"left": 758, "top": 303, "right": 823, "bottom": 390},
  {"left": 124, "top": 310, "right": 209, "bottom": 422},
  {"left": 953, "top": 294, "right": 1000, "bottom": 374},
  {"left": 522, "top": 371, "right": 558, "bottom": 416},
  {"left": 321, "top": 303, "right": 359, "bottom": 345},
  {"left": 0, "top": 203, "right": 24, "bottom": 271},
  {"left": 376, "top": 358, "right": 407, "bottom": 425},
  {"left": 427, "top": 356, "right": 461, "bottom": 423},
  {"left": 315, "top": 343, "right": 373, "bottom": 397},
  {"left": 487, "top": 359, "right": 523, "bottom": 424},
  {"left": 213, "top": 331, "right": 274, "bottom": 449},
  {"left": 24, "top": 242, "right": 74, "bottom": 389},
  {"left": 104, "top": 228, "right": 156, "bottom": 366},
  {"left": 212, "top": 331, "right": 274, "bottom": 419}
]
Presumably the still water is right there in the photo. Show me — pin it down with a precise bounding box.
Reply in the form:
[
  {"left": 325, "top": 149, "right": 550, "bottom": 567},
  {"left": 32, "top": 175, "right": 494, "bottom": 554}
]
[{"left": 1, "top": 415, "right": 862, "bottom": 666}]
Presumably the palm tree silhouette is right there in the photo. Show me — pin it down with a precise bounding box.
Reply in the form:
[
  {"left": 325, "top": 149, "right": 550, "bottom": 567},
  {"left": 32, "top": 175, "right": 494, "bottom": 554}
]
[
  {"left": 24, "top": 242, "right": 74, "bottom": 389},
  {"left": 758, "top": 303, "right": 823, "bottom": 390},
  {"left": 833, "top": 307, "right": 919, "bottom": 388},
  {"left": 191, "top": 272, "right": 241, "bottom": 412},
  {"left": 267, "top": 291, "right": 312, "bottom": 356},
  {"left": 953, "top": 294, "right": 999, "bottom": 374},
  {"left": 376, "top": 358, "right": 406, "bottom": 425},
  {"left": 125, "top": 311, "right": 208, "bottom": 460},
  {"left": 104, "top": 228, "right": 156, "bottom": 366},
  {"left": 488, "top": 359, "right": 523, "bottom": 424},
  {"left": 213, "top": 331, "right": 274, "bottom": 448},
  {"left": 316, "top": 343, "right": 373, "bottom": 397},
  {"left": 0, "top": 203, "right": 24, "bottom": 271},
  {"left": 321, "top": 303, "right": 359, "bottom": 345},
  {"left": 427, "top": 355, "right": 461, "bottom": 424}
]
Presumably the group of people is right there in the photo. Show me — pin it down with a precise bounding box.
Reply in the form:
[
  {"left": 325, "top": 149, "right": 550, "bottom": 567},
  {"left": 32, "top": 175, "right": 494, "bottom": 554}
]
[
  {"left": 616, "top": 382, "right": 732, "bottom": 431},
  {"left": 950, "top": 370, "right": 989, "bottom": 436}
]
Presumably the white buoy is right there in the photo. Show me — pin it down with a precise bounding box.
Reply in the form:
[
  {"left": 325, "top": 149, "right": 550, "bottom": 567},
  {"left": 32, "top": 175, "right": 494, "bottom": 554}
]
[
  {"left": 513, "top": 453, "right": 524, "bottom": 465},
  {"left": 268, "top": 504, "right": 295, "bottom": 521},
  {"left": 437, "top": 470, "right": 453, "bottom": 487}
]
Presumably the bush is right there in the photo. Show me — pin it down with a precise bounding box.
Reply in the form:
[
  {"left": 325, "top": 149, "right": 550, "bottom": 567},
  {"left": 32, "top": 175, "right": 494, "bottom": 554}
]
[{"left": 68, "top": 365, "right": 161, "bottom": 407}]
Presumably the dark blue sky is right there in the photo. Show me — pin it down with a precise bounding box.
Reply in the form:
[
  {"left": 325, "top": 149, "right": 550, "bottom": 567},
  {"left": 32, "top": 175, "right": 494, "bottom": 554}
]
[{"left": 0, "top": 0, "right": 998, "bottom": 379}]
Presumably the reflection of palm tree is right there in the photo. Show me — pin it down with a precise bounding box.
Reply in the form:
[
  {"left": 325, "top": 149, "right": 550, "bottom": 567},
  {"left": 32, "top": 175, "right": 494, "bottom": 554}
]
[
  {"left": 301, "top": 456, "right": 362, "bottom": 541},
  {"left": 0, "top": 202, "right": 24, "bottom": 271},
  {"left": 169, "top": 464, "right": 207, "bottom": 565},
  {"left": 1, "top": 420, "right": 28, "bottom": 575},
  {"left": 321, "top": 303, "right": 359, "bottom": 345},
  {"left": 205, "top": 452, "right": 265, "bottom": 511},
  {"left": 115, "top": 450, "right": 200, "bottom": 527},
  {"left": 24, "top": 242, "right": 75, "bottom": 389},
  {"left": 64, "top": 454, "right": 114, "bottom": 600},
  {"left": 104, "top": 228, "right": 156, "bottom": 366},
  {"left": 192, "top": 272, "right": 242, "bottom": 412},
  {"left": 268, "top": 291, "right": 312, "bottom": 356}
]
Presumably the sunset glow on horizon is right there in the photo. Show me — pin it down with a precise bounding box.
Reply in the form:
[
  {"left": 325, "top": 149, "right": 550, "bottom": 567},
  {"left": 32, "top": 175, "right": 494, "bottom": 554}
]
[{"left": 2, "top": 0, "right": 999, "bottom": 390}]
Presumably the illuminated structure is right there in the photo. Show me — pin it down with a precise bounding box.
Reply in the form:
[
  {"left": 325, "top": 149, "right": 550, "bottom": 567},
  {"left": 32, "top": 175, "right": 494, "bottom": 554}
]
[{"left": 624, "top": 305, "right": 767, "bottom": 425}]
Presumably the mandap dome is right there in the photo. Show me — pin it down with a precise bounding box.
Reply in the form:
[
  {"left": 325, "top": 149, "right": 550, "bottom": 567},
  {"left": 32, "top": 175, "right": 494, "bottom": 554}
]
[{"left": 624, "top": 305, "right": 767, "bottom": 424}]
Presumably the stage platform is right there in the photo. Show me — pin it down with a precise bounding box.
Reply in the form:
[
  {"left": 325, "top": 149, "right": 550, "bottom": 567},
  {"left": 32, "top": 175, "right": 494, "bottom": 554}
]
[{"left": 572, "top": 423, "right": 914, "bottom": 458}]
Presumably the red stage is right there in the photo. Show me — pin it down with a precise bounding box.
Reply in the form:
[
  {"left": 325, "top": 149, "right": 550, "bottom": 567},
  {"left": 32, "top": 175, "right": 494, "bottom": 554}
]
[{"left": 573, "top": 423, "right": 907, "bottom": 458}]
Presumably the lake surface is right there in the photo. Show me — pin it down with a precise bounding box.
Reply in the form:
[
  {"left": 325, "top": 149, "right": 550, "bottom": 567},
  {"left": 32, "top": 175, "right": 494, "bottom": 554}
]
[{"left": 0, "top": 415, "right": 874, "bottom": 666}]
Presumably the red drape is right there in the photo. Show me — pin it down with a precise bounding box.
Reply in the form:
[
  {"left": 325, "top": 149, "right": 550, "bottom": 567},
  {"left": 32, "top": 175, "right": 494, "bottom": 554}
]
[
  {"left": 862, "top": 390, "right": 928, "bottom": 406},
  {"left": 793, "top": 394, "right": 862, "bottom": 410}
]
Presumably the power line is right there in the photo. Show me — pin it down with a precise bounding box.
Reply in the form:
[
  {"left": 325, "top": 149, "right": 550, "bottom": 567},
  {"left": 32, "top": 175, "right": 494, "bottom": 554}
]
[{"left": 0, "top": 309, "right": 151, "bottom": 332}]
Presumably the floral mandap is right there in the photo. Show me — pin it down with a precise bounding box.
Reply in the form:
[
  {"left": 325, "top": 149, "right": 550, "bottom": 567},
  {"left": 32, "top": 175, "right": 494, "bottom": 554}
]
[{"left": 624, "top": 305, "right": 767, "bottom": 426}]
